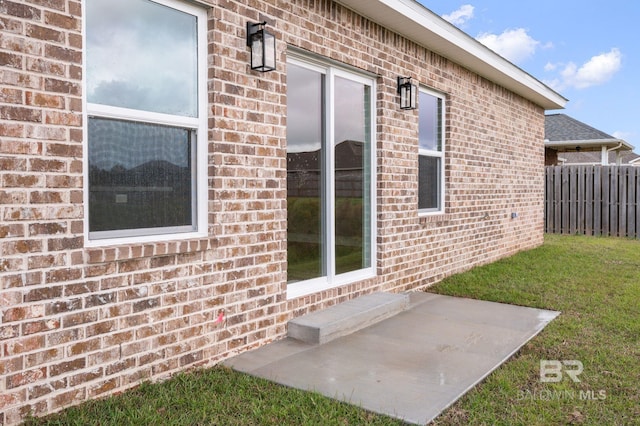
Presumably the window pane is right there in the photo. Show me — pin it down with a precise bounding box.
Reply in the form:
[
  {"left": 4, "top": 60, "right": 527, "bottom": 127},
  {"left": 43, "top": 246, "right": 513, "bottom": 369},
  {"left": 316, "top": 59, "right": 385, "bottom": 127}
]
[
  {"left": 88, "top": 118, "right": 194, "bottom": 234},
  {"left": 418, "top": 155, "right": 440, "bottom": 210},
  {"left": 86, "top": 0, "right": 198, "bottom": 117},
  {"left": 286, "top": 64, "right": 324, "bottom": 283},
  {"left": 334, "top": 76, "right": 371, "bottom": 274},
  {"left": 419, "top": 91, "right": 442, "bottom": 151}
]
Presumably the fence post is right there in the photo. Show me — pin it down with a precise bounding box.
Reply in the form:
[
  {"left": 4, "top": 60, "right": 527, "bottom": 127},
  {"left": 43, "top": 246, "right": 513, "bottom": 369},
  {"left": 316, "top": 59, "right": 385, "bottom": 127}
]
[
  {"left": 594, "top": 167, "right": 602, "bottom": 236},
  {"left": 554, "top": 166, "right": 562, "bottom": 234},
  {"left": 585, "top": 165, "right": 594, "bottom": 235}
]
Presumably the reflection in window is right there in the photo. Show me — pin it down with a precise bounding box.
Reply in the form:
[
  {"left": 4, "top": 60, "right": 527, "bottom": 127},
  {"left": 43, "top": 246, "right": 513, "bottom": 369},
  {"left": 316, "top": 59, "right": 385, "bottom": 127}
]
[
  {"left": 88, "top": 118, "right": 194, "bottom": 233},
  {"left": 287, "top": 63, "right": 324, "bottom": 282},
  {"left": 86, "top": 0, "right": 198, "bottom": 117},
  {"left": 334, "top": 77, "right": 371, "bottom": 274},
  {"left": 418, "top": 90, "right": 445, "bottom": 212},
  {"left": 418, "top": 155, "right": 439, "bottom": 209}
]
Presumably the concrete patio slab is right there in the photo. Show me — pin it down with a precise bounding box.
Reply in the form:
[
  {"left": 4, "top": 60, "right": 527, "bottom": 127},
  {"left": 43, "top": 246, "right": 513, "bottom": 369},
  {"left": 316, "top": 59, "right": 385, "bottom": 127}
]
[{"left": 224, "top": 292, "right": 559, "bottom": 425}]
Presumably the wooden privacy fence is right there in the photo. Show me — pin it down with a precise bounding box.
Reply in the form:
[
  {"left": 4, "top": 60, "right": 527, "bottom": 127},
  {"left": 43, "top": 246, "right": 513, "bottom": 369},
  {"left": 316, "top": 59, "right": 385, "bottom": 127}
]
[{"left": 545, "top": 165, "right": 640, "bottom": 238}]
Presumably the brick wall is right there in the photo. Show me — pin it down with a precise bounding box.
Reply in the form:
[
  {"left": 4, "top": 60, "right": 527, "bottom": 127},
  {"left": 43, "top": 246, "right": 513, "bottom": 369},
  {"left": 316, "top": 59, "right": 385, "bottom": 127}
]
[{"left": 1, "top": 0, "right": 545, "bottom": 423}]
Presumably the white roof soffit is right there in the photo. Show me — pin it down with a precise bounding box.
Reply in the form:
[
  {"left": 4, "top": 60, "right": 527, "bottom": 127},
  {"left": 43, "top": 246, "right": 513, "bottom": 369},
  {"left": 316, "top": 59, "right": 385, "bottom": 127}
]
[{"left": 335, "top": 0, "right": 568, "bottom": 110}]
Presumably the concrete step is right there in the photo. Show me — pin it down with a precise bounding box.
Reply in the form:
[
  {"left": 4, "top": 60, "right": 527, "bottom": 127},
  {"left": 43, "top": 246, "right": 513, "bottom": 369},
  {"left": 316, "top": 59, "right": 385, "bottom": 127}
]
[{"left": 288, "top": 292, "right": 410, "bottom": 345}]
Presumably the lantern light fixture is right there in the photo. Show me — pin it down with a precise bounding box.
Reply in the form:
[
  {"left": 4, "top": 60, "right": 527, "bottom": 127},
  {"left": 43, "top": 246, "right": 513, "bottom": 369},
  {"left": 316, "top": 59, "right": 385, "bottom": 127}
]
[
  {"left": 397, "top": 76, "right": 417, "bottom": 110},
  {"left": 246, "top": 21, "right": 276, "bottom": 72}
]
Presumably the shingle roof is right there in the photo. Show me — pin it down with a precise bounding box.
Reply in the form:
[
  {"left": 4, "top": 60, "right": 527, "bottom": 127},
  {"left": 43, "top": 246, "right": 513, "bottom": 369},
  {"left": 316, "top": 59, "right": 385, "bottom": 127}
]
[{"left": 545, "top": 113, "right": 615, "bottom": 142}]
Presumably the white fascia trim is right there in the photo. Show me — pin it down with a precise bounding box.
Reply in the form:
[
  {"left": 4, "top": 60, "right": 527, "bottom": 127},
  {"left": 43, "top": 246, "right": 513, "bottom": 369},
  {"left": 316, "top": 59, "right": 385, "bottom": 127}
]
[
  {"left": 335, "top": 0, "right": 568, "bottom": 110},
  {"left": 545, "top": 139, "right": 634, "bottom": 151}
]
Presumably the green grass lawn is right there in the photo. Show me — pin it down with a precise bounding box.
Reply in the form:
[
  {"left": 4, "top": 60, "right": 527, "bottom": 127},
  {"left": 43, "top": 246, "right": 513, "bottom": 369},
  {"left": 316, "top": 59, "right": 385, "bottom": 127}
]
[{"left": 26, "top": 235, "right": 640, "bottom": 425}]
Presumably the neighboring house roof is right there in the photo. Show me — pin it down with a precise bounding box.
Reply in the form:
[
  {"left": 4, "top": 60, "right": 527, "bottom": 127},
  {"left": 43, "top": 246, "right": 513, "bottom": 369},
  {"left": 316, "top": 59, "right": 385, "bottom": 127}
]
[
  {"left": 545, "top": 113, "right": 634, "bottom": 152},
  {"left": 336, "top": 0, "right": 567, "bottom": 110}
]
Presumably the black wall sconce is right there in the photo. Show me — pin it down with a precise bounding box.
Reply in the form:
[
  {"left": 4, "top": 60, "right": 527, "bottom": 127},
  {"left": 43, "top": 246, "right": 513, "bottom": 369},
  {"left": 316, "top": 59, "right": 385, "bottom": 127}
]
[
  {"left": 397, "top": 76, "right": 417, "bottom": 110},
  {"left": 246, "top": 21, "right": 276, "bottom": 72}
]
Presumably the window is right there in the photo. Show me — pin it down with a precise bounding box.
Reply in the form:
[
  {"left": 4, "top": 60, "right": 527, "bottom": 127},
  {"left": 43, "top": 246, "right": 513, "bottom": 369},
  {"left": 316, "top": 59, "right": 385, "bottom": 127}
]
[
  {"left": 418, "top": 89, "right": 445, "bottom": 213},
  {"left": 85, "top": 0, "right": 207, "bottom": 242},
  {"left": 286, "top": 55, "right": 376, "bottom": 298}
]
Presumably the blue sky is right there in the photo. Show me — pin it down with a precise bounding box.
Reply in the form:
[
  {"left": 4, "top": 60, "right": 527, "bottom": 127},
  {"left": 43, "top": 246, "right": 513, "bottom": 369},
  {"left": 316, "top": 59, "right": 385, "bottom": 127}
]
[{"left": 421, "top": 1, "right": 640, "bottom": 150}]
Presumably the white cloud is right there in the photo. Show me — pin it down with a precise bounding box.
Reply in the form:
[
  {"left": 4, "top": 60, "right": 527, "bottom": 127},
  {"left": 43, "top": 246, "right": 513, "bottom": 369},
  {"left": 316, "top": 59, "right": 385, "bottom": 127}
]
[
  {"left": 442, "top": 5, "right": 474, "bottom": 27},
  {"left": 476, "top": 28, "right": 540, "bottom": 64},
  {"left": 545, "top": 48, "right": 622, "bottom": 91},
  {"left": 612, "top": 131, "right": 633, "bottom": 141}
]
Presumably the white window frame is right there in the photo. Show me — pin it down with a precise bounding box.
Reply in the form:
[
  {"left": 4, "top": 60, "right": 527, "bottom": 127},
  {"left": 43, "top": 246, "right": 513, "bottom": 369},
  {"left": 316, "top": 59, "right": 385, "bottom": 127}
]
[
  {"left": 286, "top": 54, "right": 377, "bottom": 300},
  {"left": 418, "top": 87, "right": 446, "bottom": 216},
  {"left": 83, "top": 0, "right": 208, "bottom": 246}
]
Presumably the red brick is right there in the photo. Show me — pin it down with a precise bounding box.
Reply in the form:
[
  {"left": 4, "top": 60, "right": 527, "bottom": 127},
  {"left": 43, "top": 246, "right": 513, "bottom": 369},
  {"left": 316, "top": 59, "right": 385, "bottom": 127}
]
[
  {"left": 45, "top": 267, "right": 82, "bottom": 283},
  {"left": 0, "top": 389, "right": 26, "bottom": 412},
  {"left": 63, "top": 281, "right": 98, "bottom": 296},
  {"left": 0, "top": 15, "right": 23, "bottom": 34},
  {"left": 46, "top": 328, "right": 81, "bottom": 347},
  {"left": 2, "top": 239, "right": 41, "bottom": 255},
  {"left": 0, "top": 122, "right": 24, "bottom": 137},
  {"left": 44, "top": 45, "right": 82, "bottom": 64},
  {"left": 50, "top": 388, "right": 85, "bottom": 411},
  {"left": 2, "top": 173, "right": 43, "bottom": 187},
  {"left": 0, "top": 325, "right": 20, "bottom": 340},
  {"left": 3, "top": 306, "right": 45, "bottom": 323},
  {"left": 25, "top": 24, "right": 65, "bottom": 42},
  {"left": 49, "top": 357, "right": 86, "bottom": 377},
  {"left": 0, "top": 156, "right": 26, "bottom": 170},
  {"left": 44, "top": 11, "right": 81, "bottom": 30},
  {"left": 68, "top": 338, "right": 101, "bottom": 356},
  {"left": 0, "top": 1, "right": 41, "bottom": 19},
  {"left": 0, "top": 106, "right": 41, "bottom": 122},
  {"left": 179, "top": 350, "right": 203, "bottom": 367},
  {"left": 45, "top": 111, "right": 82, "bottom": 126},
  {"left": 22, "top": 319, "right": 60, "bottom": 335},
  {"left": 28, "top": 378, "right": 67, "bottom": 399},
  {"left": 26, "top": 57, "right": 66, "bottom": 76},
  {"left": 24, "top": 347, "right": 62, "bottom": 368},
  {"left": 62, "top": 309, "right": 98, "bottom": 327},
  {"left": 0, "top": 51, "right": 22, "bottom": 69},
  {"left": 44, "top": 78, "right": 81, "bottom": 95},
  {"left": 0, "top": 88, "right": 23, "bottom": 105},
  {"left": 25, "top": 92, "right": 65, "bottom": 109},
  {"left": 88, "top": 378, "right": 119, "bottom": 397},
  {"left": 1, "top": 69, "right": 41, "bottom": 89},
  {"left": 0, "top": 190, "right": 27, "bottom": 204},
  {"left": 47, "top": 236, "right": 83, "bottom": 251},
  {"left": 85, "top": 320, "right": 116, "bottom": 337},
  {"left": 7, "top": 367, "right": 47, "bottom": 389},
  {"left": 25, "top": 125, "right": 67, "bottom": 142},
  {"left": 28, "top": 221, "right": 67, "bottom": 236},
  {"left": 29, "top": 190, "right": 65, "bottom": 204},
  {"left": 105, "top": 358, "right": 135, "bottom": 376},
  {"left": 4, "top": 335, "right": 45, "bottom": 356},
  {"left": 27, "top": 253, "right": 62, "bottom": 269},
  {"left": 45, "top": 142, "right": 82, "bottom": 158}
]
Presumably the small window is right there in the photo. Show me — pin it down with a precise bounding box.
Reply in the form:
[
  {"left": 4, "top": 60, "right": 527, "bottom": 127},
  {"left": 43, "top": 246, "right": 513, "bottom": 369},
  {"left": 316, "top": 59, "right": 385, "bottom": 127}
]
[
  {"left": 85, "top": 0, "right": 207, "bottom": 242},
  {"left": 418, "top": 89, "right": 445, "bottom": 214}
]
